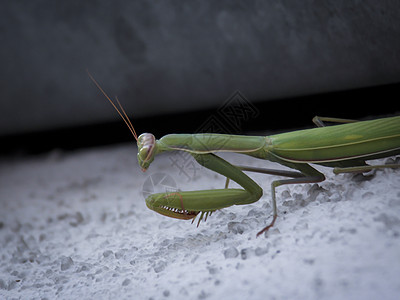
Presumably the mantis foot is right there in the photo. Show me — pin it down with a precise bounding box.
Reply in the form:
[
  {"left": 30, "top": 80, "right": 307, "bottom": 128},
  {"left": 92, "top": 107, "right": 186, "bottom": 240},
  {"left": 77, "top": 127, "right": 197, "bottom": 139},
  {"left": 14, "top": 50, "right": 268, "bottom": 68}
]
[
  {"left": 192, "top": 211, "right": 214, "bottom": 227},
  {"left": 256, "top": 215, "right": 277, "bottom": 237}
]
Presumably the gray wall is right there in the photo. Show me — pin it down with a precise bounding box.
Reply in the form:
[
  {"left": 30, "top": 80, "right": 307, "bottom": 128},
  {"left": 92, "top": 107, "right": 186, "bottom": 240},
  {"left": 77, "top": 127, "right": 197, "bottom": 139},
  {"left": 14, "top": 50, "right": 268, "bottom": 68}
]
[{"left": 1, "top": 0, "right": 400, "bottom": 136}]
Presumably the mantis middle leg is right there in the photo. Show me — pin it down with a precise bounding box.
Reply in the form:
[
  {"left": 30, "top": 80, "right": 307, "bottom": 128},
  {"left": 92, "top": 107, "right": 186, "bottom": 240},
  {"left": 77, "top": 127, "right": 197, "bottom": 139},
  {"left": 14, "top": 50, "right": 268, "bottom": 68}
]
[
  {"left": 260, "top": 167, "right": 325, "bottom": 236},
  {"left": 225, "top": 162, "right": 325, "bottom": 237}
]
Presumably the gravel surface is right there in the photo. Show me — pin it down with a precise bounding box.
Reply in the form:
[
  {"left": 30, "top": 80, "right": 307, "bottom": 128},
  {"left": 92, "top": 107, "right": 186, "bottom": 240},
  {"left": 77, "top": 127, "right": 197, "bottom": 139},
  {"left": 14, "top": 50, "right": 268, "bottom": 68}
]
[{"left": 1, "top": 143, "right": 399, "bottom": 299}]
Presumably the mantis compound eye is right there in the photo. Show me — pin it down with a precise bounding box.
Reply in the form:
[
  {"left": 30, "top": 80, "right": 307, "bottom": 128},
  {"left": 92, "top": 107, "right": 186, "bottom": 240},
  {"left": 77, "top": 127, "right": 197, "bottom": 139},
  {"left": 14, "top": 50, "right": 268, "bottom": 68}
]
[{"left": 137, "top": 133, "right": 156, "bottom": 171}]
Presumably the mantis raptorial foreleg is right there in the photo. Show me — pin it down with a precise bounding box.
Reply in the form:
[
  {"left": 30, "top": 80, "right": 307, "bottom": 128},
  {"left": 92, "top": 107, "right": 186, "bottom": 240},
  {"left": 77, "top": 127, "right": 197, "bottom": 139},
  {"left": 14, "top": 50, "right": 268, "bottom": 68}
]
[
  {"left": 145, "top": 152, "right": 263, "bottom": 224},
  {"left": 191, "top": 153, "right": 263, "bottom": 205}
]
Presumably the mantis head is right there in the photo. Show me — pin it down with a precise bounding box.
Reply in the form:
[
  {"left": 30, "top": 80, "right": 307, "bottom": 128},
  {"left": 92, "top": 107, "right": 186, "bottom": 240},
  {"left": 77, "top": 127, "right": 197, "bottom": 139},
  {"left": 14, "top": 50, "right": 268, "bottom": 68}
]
[{"left": 137, "top": 133, "right": 157, "bottom": 171}]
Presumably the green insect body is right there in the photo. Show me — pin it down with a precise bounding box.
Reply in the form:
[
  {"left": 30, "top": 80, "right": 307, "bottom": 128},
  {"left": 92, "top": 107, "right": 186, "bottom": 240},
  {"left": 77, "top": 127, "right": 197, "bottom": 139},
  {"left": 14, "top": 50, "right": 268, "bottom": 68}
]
[
  {"left": 89, "top": 72, "right": 400, "bottom": 236},
  {"left": 140, "top": 116, "right": 400, "bottom": 236}
]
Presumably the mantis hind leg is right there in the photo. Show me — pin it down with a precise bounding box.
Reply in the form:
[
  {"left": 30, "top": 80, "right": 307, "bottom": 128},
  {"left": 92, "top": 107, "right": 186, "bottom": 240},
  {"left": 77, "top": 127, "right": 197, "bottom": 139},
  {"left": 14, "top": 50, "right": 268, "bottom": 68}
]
[
  {"left": 312, "top": 116, "right": 358, "bottom": 127},
  {"left": 333, "top": 163, "right": 400, "bottom": 174}
]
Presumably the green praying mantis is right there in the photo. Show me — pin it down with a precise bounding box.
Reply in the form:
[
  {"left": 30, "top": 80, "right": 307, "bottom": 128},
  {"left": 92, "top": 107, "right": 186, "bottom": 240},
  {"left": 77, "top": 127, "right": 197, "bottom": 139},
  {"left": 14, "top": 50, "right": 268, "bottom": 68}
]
[{"left": 89, "top": 73, "right": 400, "bottom": 237}]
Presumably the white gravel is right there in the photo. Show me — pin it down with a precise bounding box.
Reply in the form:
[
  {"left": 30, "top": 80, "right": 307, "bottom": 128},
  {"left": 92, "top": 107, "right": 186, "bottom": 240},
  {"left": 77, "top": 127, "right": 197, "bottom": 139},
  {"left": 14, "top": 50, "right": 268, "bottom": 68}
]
[{"left": 0, "top": 142, "right": 399, "bottom": 300}]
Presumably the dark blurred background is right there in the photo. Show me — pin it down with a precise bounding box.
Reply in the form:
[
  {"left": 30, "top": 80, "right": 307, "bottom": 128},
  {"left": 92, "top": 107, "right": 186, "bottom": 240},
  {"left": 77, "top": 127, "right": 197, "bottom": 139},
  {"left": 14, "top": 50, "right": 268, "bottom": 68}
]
[{"left": 1, "top": 1, "right": 400, "bottom": 154}]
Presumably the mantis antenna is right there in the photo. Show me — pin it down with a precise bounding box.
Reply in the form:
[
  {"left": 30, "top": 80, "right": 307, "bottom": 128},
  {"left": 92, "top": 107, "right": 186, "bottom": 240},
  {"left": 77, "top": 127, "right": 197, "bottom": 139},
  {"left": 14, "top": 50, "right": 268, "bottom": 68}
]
[{"left": 87, "top": 70, "right": 138, "bottom": 142}]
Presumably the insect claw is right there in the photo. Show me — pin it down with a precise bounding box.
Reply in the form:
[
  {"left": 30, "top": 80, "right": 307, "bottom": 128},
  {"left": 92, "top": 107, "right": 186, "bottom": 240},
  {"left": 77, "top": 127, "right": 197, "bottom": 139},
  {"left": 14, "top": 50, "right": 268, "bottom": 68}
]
[
  {"left": 204, "top": 211, "right": 209, "bottom": 222},
  {"left": 197, "top": 212, "right": 205, "bottom": 227},
  {"left": 256, "top": 215, "right": 277, "bottom": 237}
]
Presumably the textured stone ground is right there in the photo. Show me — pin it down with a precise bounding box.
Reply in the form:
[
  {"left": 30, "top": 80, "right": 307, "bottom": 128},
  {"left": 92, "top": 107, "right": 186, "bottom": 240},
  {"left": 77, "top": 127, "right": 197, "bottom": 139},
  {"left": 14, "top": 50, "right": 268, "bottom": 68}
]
[{"left": 1, "top": 144, "right": 399, "bottom": 299}]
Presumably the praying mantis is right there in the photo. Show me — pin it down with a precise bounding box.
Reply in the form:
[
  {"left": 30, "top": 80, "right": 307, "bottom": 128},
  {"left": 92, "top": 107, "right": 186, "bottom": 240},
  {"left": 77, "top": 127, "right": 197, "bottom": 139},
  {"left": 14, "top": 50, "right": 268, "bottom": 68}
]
[{"left": 89, "top": 72, "right": 400, "bottom": 237}]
